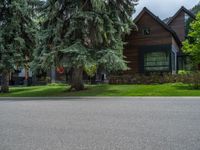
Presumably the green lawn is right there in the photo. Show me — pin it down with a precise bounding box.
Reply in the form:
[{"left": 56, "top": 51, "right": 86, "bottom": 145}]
[{"left": 1, "top": 83, "right": 200, "bottom": 97}]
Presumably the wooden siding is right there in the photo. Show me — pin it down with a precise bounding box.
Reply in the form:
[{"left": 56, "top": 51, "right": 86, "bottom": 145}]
[
  {"left": 124, "top": 12, "right": 173, "bottom": 74},
  {"left": 172, "top": 37, "right": 180, "bottom": 52},
  {"left": 168, "top": 11, "right": 185, "bottom": 42}
]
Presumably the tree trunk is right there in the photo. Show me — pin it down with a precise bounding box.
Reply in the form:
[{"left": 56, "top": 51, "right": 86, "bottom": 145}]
[
  {"left": 1, "top": 70, "right": 10, "bottom": 93},
  {"left": 24, "top": 66, "right": 29, "bottom": 86},
  {"left": 51, "top": 65, "right": 56, "bottom": 83},
  {"left": 70, "top": 67, "right": 84, "bottom": 91}
]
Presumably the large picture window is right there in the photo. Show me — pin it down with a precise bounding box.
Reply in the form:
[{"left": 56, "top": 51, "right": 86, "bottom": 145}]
[{"left": 144, "top": 51, "right": 170, "bottom": 71}]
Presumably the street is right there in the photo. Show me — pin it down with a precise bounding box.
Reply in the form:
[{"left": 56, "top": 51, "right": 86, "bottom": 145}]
[{"left": 0, "top": 98, "right": 200, "bottom": 150}]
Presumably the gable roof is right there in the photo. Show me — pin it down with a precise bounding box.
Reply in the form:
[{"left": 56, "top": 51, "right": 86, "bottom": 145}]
[
  {"left": 167, "top": 6, "right": 196, "bottom": 25},
  {"left": 134, "top": 7, "right": 182, "bottom": 47}
]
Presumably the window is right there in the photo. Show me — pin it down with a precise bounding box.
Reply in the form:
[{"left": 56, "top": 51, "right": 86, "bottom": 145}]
[
  {"left": 142, "top": 27, "right": 151, "bottom": 35},
  {"left": 184, "top": 14, "right": 190, "bottom": 24},
  {"left": 185, "top": 14, "right": 191, "bottom": 36},
  {"left": 144, "top": 51, "right": 169, "bottom": 71},
  {"left": 171, "top": 52, "right": 176, "bottom": 71}
]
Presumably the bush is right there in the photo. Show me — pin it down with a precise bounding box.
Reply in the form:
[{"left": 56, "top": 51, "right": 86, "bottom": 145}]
[
  {"left": 109, "top": 72, "right": 200, "bottom": 88},
  {"left": 109, "top": 73, "right": 178, "bottom": 85},
  {"left": 181, "top": 71, "right": 200, "bottom": 89},
  {"left": 178, "top": 70, "right": 191, "bottom": 75}
]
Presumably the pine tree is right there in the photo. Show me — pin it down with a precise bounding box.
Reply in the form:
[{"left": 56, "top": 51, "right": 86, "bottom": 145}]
[
  {"left": 33, "top": 0, "right": 138, "bottom": 91},
  {"left": 186, "top": 2, "right": 200, "bottom": 35},
  {"left": 0, "top": 0, "right": 41, "bottom": 93},
  {"left": 191, "top": 2, "right": 200, "bottom": 14}
]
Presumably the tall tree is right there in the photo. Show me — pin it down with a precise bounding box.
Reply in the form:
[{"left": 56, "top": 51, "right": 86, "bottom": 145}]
[
  {"left": 183, "top": 12, "right": 200, "bottom": 66},
  {"left": 186, "top": 2, "right": 200, "bottom": 35},
  {"left": 0, "top": 0, "right": 40, "bottom": 93},
  {"left": 191, "top": 2, "right": 200, "bottom": 14},
  {"left": 33, "top": 0, "right": 138, "bottom": 91}
]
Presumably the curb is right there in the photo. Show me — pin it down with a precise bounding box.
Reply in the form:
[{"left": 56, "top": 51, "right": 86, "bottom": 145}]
[{"left": 0, "top": 97, "right": 200, "bottom": 101}]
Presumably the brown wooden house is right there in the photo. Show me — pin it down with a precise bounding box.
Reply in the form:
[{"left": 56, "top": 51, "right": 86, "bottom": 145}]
[{"left": 124, "top": 7, "right": 195, "bottom": 74}]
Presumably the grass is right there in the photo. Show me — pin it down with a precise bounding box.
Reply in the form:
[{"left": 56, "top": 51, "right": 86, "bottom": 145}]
[{"left": 1, "top": 83, "right": 200, "bottom": 97}]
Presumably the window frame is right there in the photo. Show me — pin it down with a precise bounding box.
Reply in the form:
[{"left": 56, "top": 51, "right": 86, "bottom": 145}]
[
  {"left": 142, "top": 27, "right": 151, "bottom": 36},
  {"left": 144, "top": 51, "right": 170, "bottom": 72}
]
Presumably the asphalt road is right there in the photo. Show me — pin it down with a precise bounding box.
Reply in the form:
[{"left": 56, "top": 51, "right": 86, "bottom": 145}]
[{"left": 0, "top": 98, "right": 200, "bottom": 150}]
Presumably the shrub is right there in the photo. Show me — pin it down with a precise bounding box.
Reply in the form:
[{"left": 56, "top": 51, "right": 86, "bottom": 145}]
[
  {"left": 109, "top": 73, "right": 176, "bottom": 84},
  {"left": 182, "top": 71, "right": 200, "bottom": 89},
  {"left": 178, "top": 70, "right": 191, "bottom": 75},
  {"left": 109, "top": 71, "right": 200, "bottom": 88}
]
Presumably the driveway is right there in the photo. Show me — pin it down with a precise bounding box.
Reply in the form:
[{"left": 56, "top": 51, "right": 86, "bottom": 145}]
[{"left": 0, "top": 97, "right": 200, "bottom": 150}]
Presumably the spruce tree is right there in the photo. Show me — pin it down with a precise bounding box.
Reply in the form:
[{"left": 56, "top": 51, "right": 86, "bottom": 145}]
[
  {"left": 0, "top": 0, "right": 41, "bottom": 93},
  {"left": 33, "top": 0, "right": 138, "bottom": 91}
]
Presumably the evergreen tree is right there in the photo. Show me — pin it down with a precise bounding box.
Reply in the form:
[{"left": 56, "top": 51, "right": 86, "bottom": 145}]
[
  {"left": 186, "top": 2, "right": 200, "bottom": 35},
  {"left": 0, "top": 0, "right": 41, "bottom": 93},
  {"left": 33, "top": 0, "right": 138, "bottom": 91},
  {"left": 191, "top": 2, "right": 200, "bottom": 14}
]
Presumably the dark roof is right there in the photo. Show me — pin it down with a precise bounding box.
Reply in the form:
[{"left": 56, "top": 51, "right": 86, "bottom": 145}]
[
  {"left": 163, "top": 17, "right": 172, "bottom": 24},
  {"left": 134, "top": 7, "right": 182, "bottom": 47},
  {"left": 167, "top": 6, "right": 196, "bottom": 25}
]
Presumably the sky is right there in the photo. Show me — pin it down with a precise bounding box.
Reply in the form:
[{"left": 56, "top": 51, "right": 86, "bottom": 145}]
[{"left": 134, "top": 0, "right": 200, "bottom": 19}]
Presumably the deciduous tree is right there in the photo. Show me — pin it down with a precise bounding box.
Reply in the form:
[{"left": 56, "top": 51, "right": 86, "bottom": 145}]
[{"left": 183, "top": 12, "right": 200, "bottom": 66}]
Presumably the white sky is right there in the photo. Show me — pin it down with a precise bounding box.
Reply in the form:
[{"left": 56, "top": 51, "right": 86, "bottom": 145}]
[{"left": 134, "top": 0, "right": 199, "bottom": 19}]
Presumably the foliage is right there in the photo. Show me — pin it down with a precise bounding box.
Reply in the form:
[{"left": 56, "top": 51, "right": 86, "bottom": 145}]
[
  {"left": 84, "top": 64, "right": 97, "bottom": 77},
  {"left": 191, "top": 2, "right": 200, "bottom": 14},
  {"left": 110, "top": 71, "right": 200, "bottom": 90},
  {"left": 181, "top": 71, "right": 200, "bottom": 89},
  {"left": 183, "top": 12, "right": 200, "bottom": 65},
  {"left": 178, "top": 70, "right": 191, "bottom": 75},
  {"left": 0, "top": 0, "right": 44, "bottom": 92},
  {"left": 0, "top": 0, "right": 42, "bottom": 72},
  {"left": 185, "top": 2, "right": 200, "bottom": 34},
  {"left": 109, "top": 73, "right": 179, "bottom": 85},
  {"left": 32, "top": 0, "right": 138, "bottom": 76}
]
